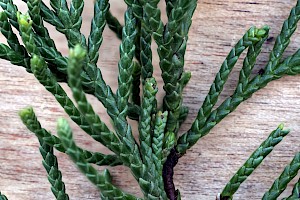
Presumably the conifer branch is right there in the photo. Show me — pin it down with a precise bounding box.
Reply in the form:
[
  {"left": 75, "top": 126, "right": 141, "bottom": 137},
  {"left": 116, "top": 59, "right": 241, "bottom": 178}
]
[
  {"left": 16, "top": 14, "right": 121, "bottom": 155},
  {"left": 67, "top": 45, "right": 160, "bottom": 198},
  {"left": 19, "top": 107, "right": 64, "bottom": 152},
  {"left": 138, "top": 0, "right": 162, "bottom": 83},
  {"left": 178, "top": 46, "right": 300, "bottom": 154},
  {"left": 57, "top": 118, "right": 140, "bottom": 200},
  {"left": 282, "top": 178, "right": 300, "bottom": 200},
  {"left": 20, "top": 35, "right": 113, "bottom": 158},
  {"left": 153, "top": 111, "right": 169, "bottom": 199},
  {"left": 67, "top": 45, "right": 122, "bottom": 156},
  {"left": 220, "top": 124, "right": 290, "bottom": 200},
  {"left": 140, "top": 23, "right": 154, "bottom": 82},
  {"left": 33, "top": 1, "right": 65, "bottom": 30},
  {"left": 177, "top": 27, "right": 270, "bottom": 154},
  {"left": 17, "top": 12, "right": 40, "bottom": 56},
  {"left": 160, "top": 0, "right": 197, "bottom": 134},
  {"left": 235, "top": 26, "right": 270, "bottom": 93},
  {"left": 27, "top": 0, "right": 56, "bottom": 49},
  {"left": 177, "top": 63, "right": 300, "bottom": 154},
  {"left": 19, "top": 106, "right": 121, "bottom": 166},
  {"left": 2, "top": 0, "right": 300, "bottom": 199},
  {"left": 265, "top": 3, "right": 300, "bottom": 74},
  {"left": 7, "top": 0, "right": 140, "bottom": 120},
  {"left": 0, "top": 12, "right": 28, "bottom": 56},
  {"left": 152, "top": 111, "right": 168, "bottom": 173},
  {"left": 39, "top": 138, "right": 70, "bottom": 200},
  {"left": 26, "top": 0, "right": 68, "bottom": 80},
  {"left": 108, "top": 9, "right": 168, "bottom": 198},
  {"left": 19, "top": 108, "right": 70, "bottom": 199},
  {"left": 30, "top": 53, "right": 114, "bottom": 148},
  {"left": 0, "top": 44, "right": 30, "bottom": 70},
  {"left": 262, "top": 152, "right": 300, "bottom": 200},
  {"left": 139, "top": 78, "right": 158, "bottom": 157},
  {"left": 117, "top": 7, "right": 137, "bottom": 115},
  {"left": 17, "top": 14, "right": 124, "bottom": 165},
  {"left": 0, "top": 0, "right": 19, "bottom": 29},
  {"left": 138, "top": 78, "right": 167, "bottom": 198},
  {"left": 69, "top": 0, "right": 84, "bottom": 29},
  {"left": 49, "top": 0, "right": 86, "bottom": 48},
  {"left": 0, "top": 2, "right": 31, "bottom": 71},
  {"left": 88, "top": 0, "right": 109, "bottom": 65}
]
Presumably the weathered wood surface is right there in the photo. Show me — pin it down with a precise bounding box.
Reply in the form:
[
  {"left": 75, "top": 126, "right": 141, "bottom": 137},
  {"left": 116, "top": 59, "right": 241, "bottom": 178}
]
[{"left": 1, "top": 0, "right": 300, "bottom": 199}]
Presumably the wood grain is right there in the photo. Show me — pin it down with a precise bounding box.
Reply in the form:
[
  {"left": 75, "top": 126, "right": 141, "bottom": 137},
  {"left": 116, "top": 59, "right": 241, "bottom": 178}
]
[{"left": 1, "top": 0, "right": 300, "bottom": 199}]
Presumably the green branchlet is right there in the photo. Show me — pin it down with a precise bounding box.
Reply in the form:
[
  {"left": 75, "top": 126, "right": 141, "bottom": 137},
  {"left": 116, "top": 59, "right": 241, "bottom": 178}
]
[
  {"left": 19, "top": 107, "right": 69, "bottom": 199},
  {"left": 152, "top": 111, "right": 168, "bottom": 172},
  {"left": 262, "top": 152, "right": 300, "bottom": 199},
  {"left": 50, "top": 0, "right": 86, "bottom": 48},
  {"left": 19, "top": 106, "right": 64, "bottom": 152},
  {"left": 0, "top": 43, "right": 30, "bottom": 70},
  {"left": 159, "top": 0, "right": 197, "bottom": 134},
  {"left": 57, "top": 118, "right": 139, "bottom": 200},
  {"left": 88, "top": 0, "right": 109, "bottom": 64},
  {"left": 0, "top": 0, "right": 19, "bottom": 29},
  {"left": 69, "top": 0, "right": 84, "bottom": 29},
  {"left": 265, "top": 4, "right": 300, "bottom": 74},
  {"left": 176, "top": 26, "right": 269, "bottom": 153},
  {"left": 27, "top": 0, "right": 56, "bottom": 48},
  {"left": 17, "top": 12, "right": 39, "bottom": 56},
  {"left": 0, "top": 11, "right": 27, "bottom": 56},
  {"left": 2, "top": 0, "right": 300, "bottom": 199},
  {"left": 139, "top": 77, "right": 158, "bottom": 157},
  {"left": 236, "top": 26, "right": 270, "bottom": 93},
  {"left": 138, "top": 77, "right": 167, "bottom": 198},
  {"left": 117, "top": 7, "right": 137, "bottom": 114},
  {"left": 30, "top": 52, "right": 116, "bottom": 152},
  {"left": 67, "top": 45, "right": 122, "bottom": 156},
  {"left": 39, "top": 138, "right": 69, "bottom": 200},
  {"left": 221, "top": 124, "right": 290, "bottom": 199},
  {"left": 282, "top": 178, "right": 300, "bottom": 200},
  {"left": 19, "top": 106, "right": 121, "bottom": 167}
]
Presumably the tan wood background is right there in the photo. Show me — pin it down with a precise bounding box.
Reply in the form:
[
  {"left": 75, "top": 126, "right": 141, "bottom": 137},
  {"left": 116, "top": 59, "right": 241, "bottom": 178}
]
[{"left": 1, "top": 0, "right": 300, "bottom": 199}]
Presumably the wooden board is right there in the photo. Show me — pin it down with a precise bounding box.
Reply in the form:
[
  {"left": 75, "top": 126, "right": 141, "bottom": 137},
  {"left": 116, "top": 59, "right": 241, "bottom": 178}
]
[{"left": 1, "top": 0, "right": 300, "bottom": 199}]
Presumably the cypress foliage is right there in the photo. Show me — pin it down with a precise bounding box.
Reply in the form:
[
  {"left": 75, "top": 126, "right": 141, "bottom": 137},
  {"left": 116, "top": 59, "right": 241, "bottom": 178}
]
[{"left": 1, "top": 0, "right": 300, "bottom": 199}]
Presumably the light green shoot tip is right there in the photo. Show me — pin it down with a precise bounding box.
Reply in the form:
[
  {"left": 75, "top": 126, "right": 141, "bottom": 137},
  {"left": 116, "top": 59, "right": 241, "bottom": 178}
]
[
  {"left": 256, "top": 29, "right": 266, "bottom": 37},
  {"left": 278, "top": 123, "right": 284, "bottom": 130},
  {"left": 255, "top": 26, "right": 269, "bottom": 38},
  {"left": 30, "top": 54, "right": 44, "bottom": 70},
  {"left": 57, "top": 118, "right": 68, "bottom": 130},
  {"left": 157, "top": 110, "right": 163, "bottom": 116},
  {"left": 164, "top": 131, "right": 176, "bottom": 146},
  {"left": 69, "top": 44, "right": 86, "bottom": 60},
  {"left": 18, "top": 106, "right": 34, "bottom": 118},
  {"left": 277, "top": 123, "right": 290, "bottom": 135},
  {"left": 145, "top": 77, "right": 158, "bottom": 92},
  {"left": 16, "top": 12, "right": 32, "bottom": 27}
]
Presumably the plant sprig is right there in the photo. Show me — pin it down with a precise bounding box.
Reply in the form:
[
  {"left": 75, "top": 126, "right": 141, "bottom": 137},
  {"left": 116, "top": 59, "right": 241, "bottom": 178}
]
[
  {"left": 221, "top": 124, "right": 290, "bottom": 200},
  {"left": 1, "top": 0, "right": 300, "bottom": 199}
]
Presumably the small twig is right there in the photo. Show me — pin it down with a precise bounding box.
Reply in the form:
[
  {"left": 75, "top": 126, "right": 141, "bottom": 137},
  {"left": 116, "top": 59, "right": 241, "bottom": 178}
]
[{"left": 162, "top": 148, "right": 181, "bottom": 200}]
